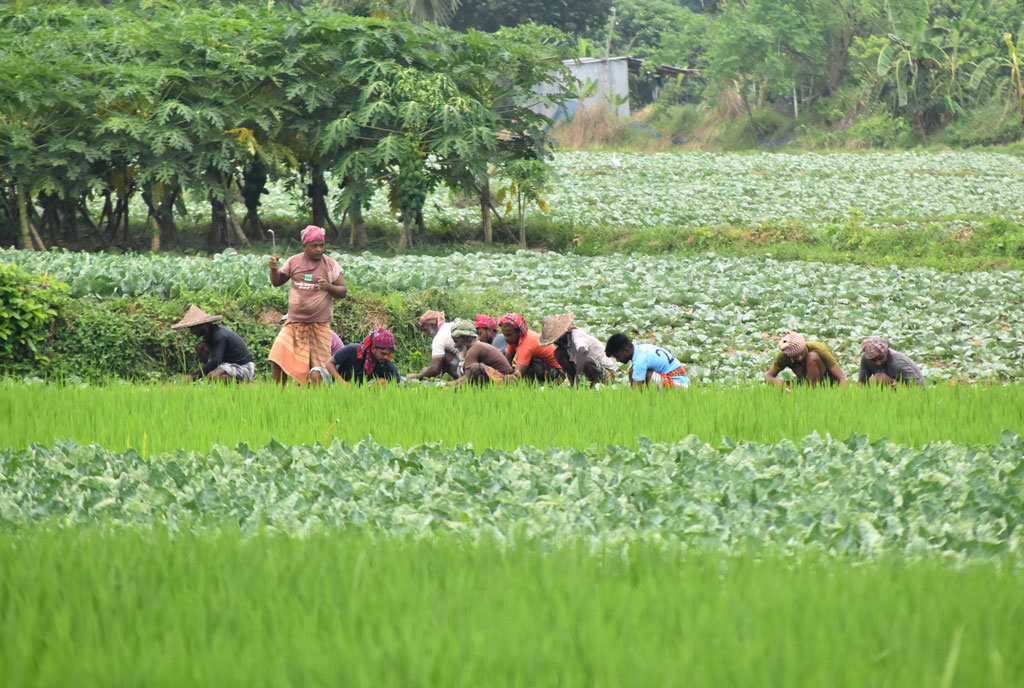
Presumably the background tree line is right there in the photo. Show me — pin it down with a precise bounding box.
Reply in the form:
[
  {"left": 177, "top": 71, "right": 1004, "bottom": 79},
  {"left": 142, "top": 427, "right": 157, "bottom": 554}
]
[
  {"left": 0, "top": 1, "right": 571, "bottom": 252},
  {"left": 455, "top": 0, "right": 1023, "bottom": 147}
]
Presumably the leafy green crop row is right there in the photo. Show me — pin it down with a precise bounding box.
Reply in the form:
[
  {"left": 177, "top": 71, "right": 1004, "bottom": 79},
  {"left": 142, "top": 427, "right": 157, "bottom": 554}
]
[
  {"left": 3, "top": 430, "right": 1021, "bottom": 560},
  {"left": 5, "top": 248, "right": 1022, "bottom": 382}
]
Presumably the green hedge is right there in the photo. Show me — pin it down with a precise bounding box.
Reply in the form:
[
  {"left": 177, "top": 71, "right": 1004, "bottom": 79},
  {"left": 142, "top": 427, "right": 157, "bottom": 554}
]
[{"left": 32, "top": 287, "right": 520, "bottom": 382}]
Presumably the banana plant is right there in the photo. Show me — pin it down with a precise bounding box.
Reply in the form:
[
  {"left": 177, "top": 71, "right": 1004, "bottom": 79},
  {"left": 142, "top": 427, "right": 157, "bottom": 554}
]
[{"left": 970, "top": 29, "right": 1024, "bottom": 123}]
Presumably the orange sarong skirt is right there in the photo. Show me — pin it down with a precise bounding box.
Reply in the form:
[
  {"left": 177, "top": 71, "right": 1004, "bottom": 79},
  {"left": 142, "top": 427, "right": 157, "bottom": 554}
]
[{"left": 268, "top": 322, "right": 332, "bottom": 383}]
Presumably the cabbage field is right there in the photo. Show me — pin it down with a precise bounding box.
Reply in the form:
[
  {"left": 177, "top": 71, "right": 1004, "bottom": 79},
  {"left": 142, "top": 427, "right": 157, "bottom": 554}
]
[{"left": 134, "top": 150, "right": 1024, "bottom": 231}]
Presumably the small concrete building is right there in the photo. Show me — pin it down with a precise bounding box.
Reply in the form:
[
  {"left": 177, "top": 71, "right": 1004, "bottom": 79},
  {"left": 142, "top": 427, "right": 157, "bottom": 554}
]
[{"left": 532, "top": 57, "right": 697, "bottom": 121}]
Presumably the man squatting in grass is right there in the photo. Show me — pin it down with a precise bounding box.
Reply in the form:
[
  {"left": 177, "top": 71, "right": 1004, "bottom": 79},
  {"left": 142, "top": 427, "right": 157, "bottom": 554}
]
[
  {"left": 859, "top": 336, "right": 925, "bottom": 387},
  {"left": 326, "top": 328, "right": 401, "bottom": 386},
  {"left": 764, "top": 331, "right": 847, "bottom": 388},
  {"left": 171, "top": 305, "right": 255, "bottom": 383},
  {"left": 474, "top": 314, "right": 506, "bottom": 352},
  {"left": 407, "top": 310, "right": 463, "bottom": 381},
  {"left": 446, "top": 319, "right": 515, "bottom": 387},
  {"left": 267, "top": 225, "right": 347, "bottom": 386},
  {"left": 540, "top": 313, "right": 617, "bottom": 386},
  {"left": 604, "top": 333, "right": 689, "bottom": 389},
  {"left": 498, "top": 312, "right": 565, "bottom": 383}
]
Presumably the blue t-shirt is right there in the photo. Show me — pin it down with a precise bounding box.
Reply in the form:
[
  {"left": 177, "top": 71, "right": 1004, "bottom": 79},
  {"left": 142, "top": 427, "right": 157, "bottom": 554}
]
[{"left": 631, "top": 344, "right": 686, "bottom": 382}]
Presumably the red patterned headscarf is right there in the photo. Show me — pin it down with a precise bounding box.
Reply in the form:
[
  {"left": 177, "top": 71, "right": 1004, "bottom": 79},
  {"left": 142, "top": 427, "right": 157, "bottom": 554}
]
[
  {"left": 498, "top": 313, "right": 528, "bottom": 338},
  {"left": 861, "top": 337, "right": 890, "bottom": 359},
  {"left": 357, "top": 329, "right": 395, "bottom": 376}
]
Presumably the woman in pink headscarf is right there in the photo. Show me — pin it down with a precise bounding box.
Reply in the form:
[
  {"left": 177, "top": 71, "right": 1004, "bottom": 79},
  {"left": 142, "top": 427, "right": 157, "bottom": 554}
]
[{"left": 267, "top": 225, "right": 347, "bottom": 385}]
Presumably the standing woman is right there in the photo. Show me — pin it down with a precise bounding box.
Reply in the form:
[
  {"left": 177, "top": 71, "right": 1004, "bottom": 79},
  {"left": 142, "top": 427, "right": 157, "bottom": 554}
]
[{"left": 268, "top": 225, "right": 347, "bottom": 385}]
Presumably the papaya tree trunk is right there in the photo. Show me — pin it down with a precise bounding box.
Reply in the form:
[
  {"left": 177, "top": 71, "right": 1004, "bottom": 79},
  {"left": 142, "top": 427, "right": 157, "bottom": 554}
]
[
  {"left": 349, "top": 204, "right": 368, "bottom": 248},
  {"left": 15, "top": 182, "right": 34, "bottom": 250},
  {"left": 308, "top": 164, "right": 330, "bottom": 229},
  {"left": 398, "top": 215, "right": 411, "bottom": 253},
  {"left": 480, "top": 180, "right": 493, "bottom": 245}
]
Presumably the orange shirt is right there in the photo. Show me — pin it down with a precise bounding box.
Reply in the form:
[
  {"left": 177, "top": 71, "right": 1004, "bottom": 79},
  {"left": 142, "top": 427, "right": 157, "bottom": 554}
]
[{"left": 507, "top": 329, "right": 561, "bottom": 369}]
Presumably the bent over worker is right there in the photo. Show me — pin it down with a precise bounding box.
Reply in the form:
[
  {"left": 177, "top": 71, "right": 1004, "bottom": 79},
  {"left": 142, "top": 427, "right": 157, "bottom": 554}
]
[
  {"left": 267, "top": 225, "right": 347, "bottom": 385},
  {"left": 859, "top": 336, "right": 924, "bottom": 387},
  {"left": 540, "top": 313, "right": 616, "bottom": 386},
  {"left": 446, "top": 319, "right": 514, "bottom": 387},
  {"left": 171, "top": 305, "right": 255, "bottom": 383},
  {"left": 765, "top": 331, "right": 846, "bottom": 388},
  {"left": 498, "top": 312, "right": 564, "bottom": 383},
  {"left": 605, "top": 333, "right": 688, "bottom": 389},
  {"left": 408, "top": 310, "right": 462, "bottom": 381},
  {"left": 327, "top": 328, "right": 401, "bottom": 386}
]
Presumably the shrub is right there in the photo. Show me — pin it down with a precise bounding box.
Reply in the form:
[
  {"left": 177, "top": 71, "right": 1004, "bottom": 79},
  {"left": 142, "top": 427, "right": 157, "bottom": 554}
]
[
  {"left": 0, "top": 264, "right": 69, "bottom": 373},
  {"left": 843, "top": 111, "right": 907, "bottom": 149}
]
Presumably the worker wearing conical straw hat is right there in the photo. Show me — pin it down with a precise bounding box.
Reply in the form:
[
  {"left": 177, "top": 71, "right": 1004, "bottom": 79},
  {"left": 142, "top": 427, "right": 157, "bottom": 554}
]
[
  {"left": 267, "top": 225, "right": 347, "bottom": 386},
  {"left": 171, "top": 305, "right": 255, "bottom": 383},
  {"left": 765, "top": 331, "right": 846, "bottom": 389},
  {"left": 539, "top": 313, "right": 617, "bottom": 387}
]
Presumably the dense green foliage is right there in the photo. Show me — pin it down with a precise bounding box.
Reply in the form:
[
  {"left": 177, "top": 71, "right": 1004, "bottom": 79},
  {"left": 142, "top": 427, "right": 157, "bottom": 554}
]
[
  {"left": 0, "top": 1, "right": 569, "bottom": 250},
  {"left": 589, "top": 0, "right": 1024, "bottom": 146},
  {"left": 2, "top": 530, "right": 1022, "bottom": 687},
  {"left": 4, "top": 383, "right": 1023, "bottom": 451},
  {"left": 3, "top": 422, "right": 1022, "bottom": 558},
  {"left": 0, "top": 263, "right": 68, "bottom": 371}
]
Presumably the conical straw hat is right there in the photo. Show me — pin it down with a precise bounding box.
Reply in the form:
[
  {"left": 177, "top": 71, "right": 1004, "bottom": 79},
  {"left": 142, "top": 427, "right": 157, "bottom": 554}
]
[
  {"left": 539, "top": 313, "right": 575, "bottom": 346},
  {"left": 171, "top": 304, "right": 223, "bottom": 330}
]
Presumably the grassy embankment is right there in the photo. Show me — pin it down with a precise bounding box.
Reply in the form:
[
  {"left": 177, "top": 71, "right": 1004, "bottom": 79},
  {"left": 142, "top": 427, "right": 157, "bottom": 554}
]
[
  {"left": 1, "top": 529, "right": 1020, "bottom": 688},
  {"left": 3, "top": 382, "right": 1021, "bottom": 452}
]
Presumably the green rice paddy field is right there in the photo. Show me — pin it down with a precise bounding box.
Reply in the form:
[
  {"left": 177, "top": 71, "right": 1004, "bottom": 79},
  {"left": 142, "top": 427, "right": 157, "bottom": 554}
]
[{"left": 2, "top": 382, "right": 1023, "bottom": 686}]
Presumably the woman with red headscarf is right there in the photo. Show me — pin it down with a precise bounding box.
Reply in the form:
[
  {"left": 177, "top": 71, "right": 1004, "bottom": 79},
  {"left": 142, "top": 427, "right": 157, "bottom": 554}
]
[{"left": 268, "top": 225, "right": 347, "bottom": 385}]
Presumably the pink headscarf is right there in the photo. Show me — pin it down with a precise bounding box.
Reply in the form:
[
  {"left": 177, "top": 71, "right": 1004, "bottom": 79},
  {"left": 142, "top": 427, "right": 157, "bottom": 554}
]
[
  {"left": 300, "top": 225, "right": 325, "bottom": 244},
  {"left": 475, "top": 314, "right": 497, "bottom": 329}
]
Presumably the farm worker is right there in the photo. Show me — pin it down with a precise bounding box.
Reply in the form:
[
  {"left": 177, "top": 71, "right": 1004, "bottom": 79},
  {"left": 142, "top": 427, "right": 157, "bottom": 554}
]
[
  {"left": 475, "top": 314, "right": 506, "bottom": 352},
  {"left": 604, "top": 333, "right": 688, "bottom": 389},
  {"left": 326, "top": 328, "right": 401, "bottom": 386},
  {"left": 171, "top": 305, "right": 255, "bottom": 383},
  {"left": 281, "top": 312, "right": 344, "bottom": 355},
  {"left": 858, "top": 337, "right": 925, "bottom": 387},
  {"left": 267, "top": 225, "right": 347, "bottom": 386},
  {"left": 765, "top": 331, "right": 847, "bottom": 388},
  {"left": 498, "top": 312, "right": 565, "bottom": 383},
  {"left": 446, "top": 319, "right": 515, "bottom": 387},
  {"left": 407, "top": 310, "right": 462, "bottom": 381},
  {"left": 539, "top": 313, "right": 616, "bottom": 386}
]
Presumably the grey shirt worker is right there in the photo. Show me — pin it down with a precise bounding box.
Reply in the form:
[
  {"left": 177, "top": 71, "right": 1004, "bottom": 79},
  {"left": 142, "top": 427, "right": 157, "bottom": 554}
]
[{"left": 858, "top": 349, "right": 925, "bottom": 387}]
